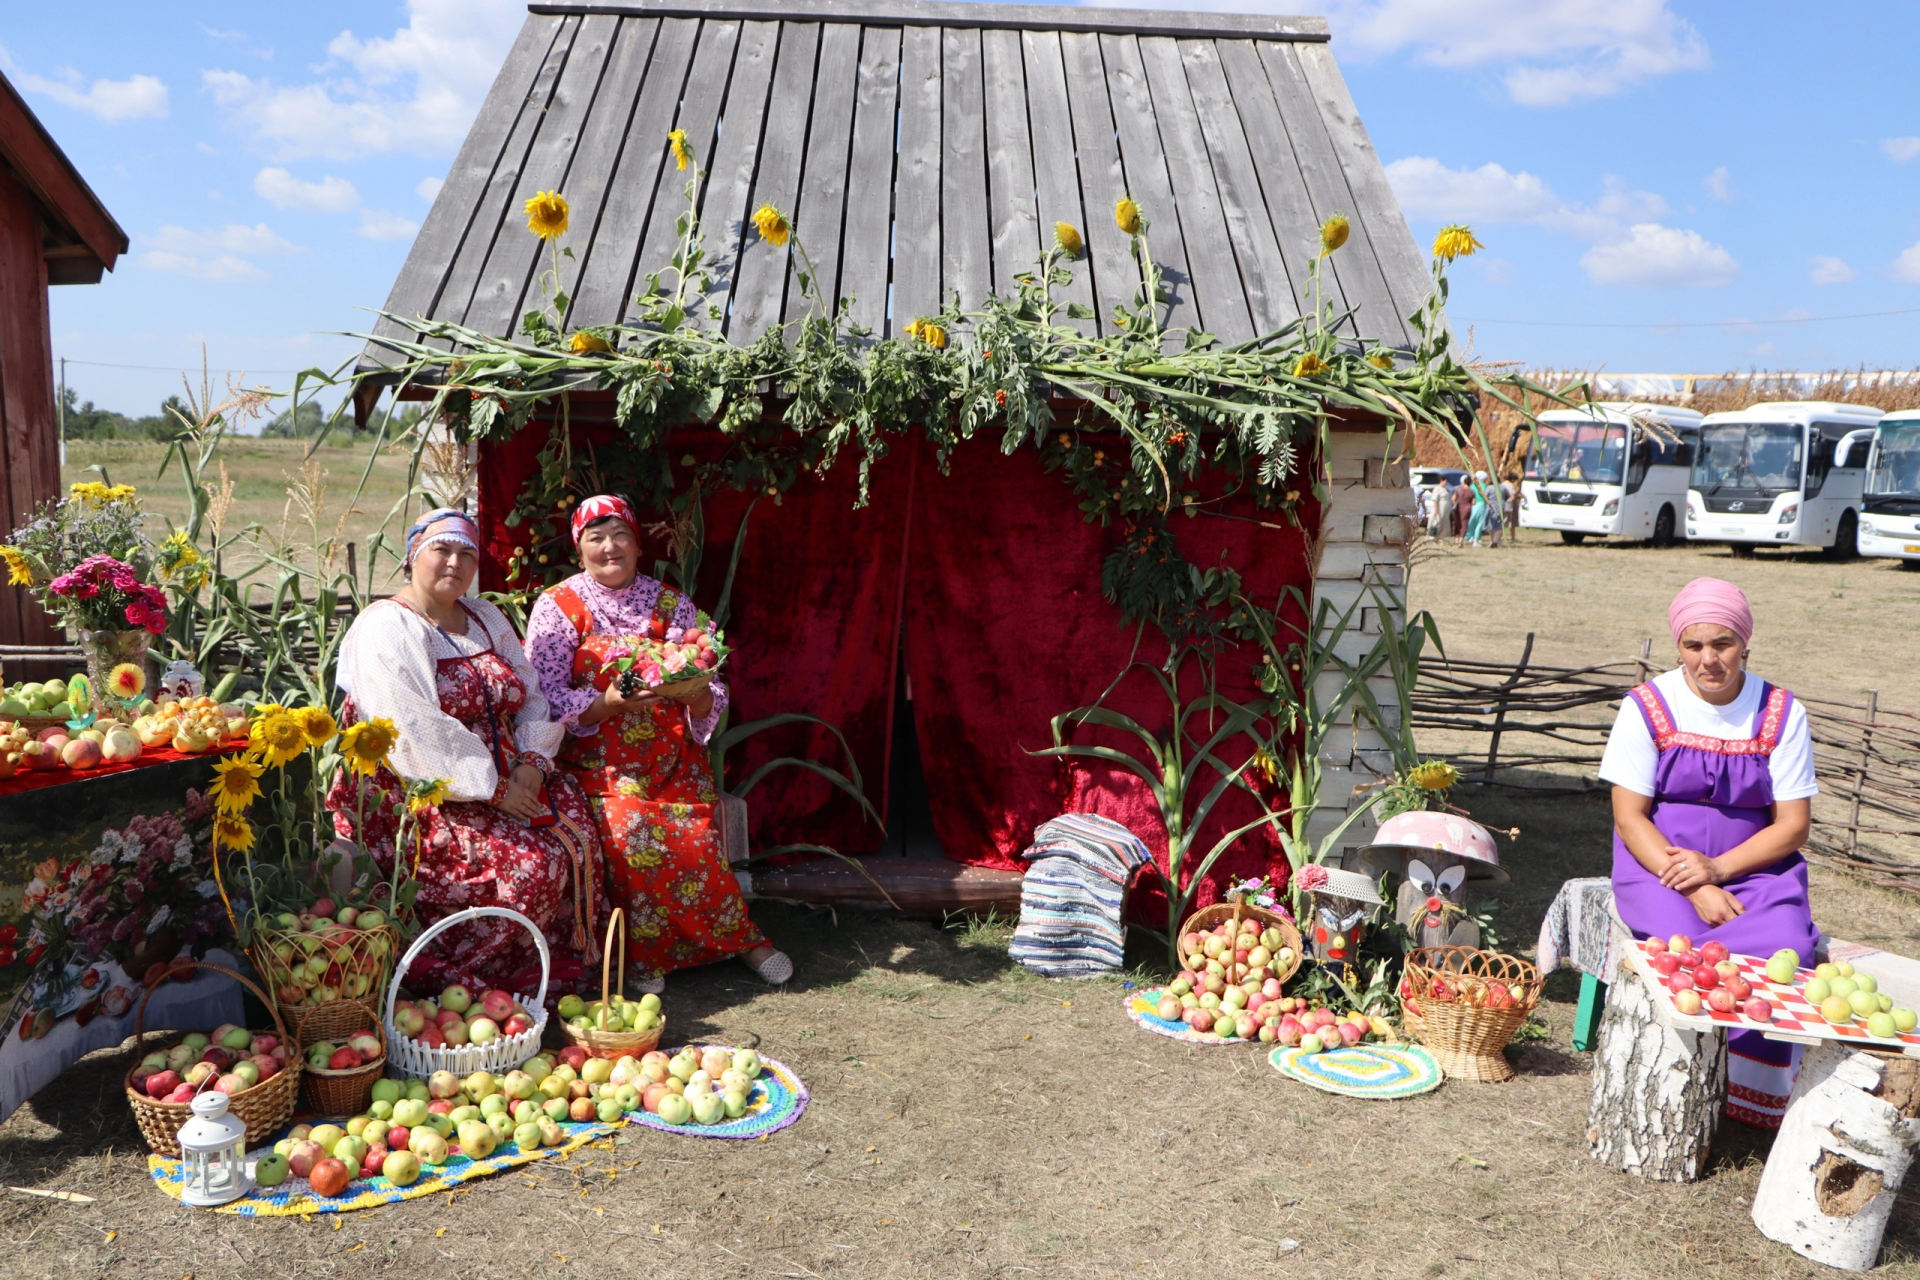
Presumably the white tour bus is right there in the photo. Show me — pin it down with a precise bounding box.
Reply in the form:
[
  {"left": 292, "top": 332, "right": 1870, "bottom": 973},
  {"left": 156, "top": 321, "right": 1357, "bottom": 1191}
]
[
  {"left": 1686, "top": 401, "right": 1881, "bottom": 557},
  {"left": 1519, "top": 402, "right": 1702, "bottom": 545},
  {"left": 1860, "top": 408, "right": 1920, "bottom": 569}
]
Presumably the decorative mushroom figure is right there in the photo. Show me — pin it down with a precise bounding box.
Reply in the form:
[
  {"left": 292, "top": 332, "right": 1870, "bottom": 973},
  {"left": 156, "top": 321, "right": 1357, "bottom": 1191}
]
[{"left": 1354, "top": 810, "right": 1509, "bottom": 950}]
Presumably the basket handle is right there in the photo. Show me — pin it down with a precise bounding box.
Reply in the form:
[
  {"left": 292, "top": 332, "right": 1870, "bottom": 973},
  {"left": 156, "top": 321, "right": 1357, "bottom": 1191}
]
[
  {"left": 134, "top": 958, "right": 288, "bottom": 1048},
  {"left": 382, "top": 906, "right": 551, "bottom": 1037},
  {"left": 294, "top": 998, "right": 387, "bottom": 1056},
  {"left": 598, "top": 908, "right": 626, "bottom": 1015}
]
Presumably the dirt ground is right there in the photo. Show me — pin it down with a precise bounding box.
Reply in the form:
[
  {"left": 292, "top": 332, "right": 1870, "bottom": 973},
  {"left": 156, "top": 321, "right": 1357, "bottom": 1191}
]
[{"left": 5, "top": 523, "right": 1920, "bottom": 1278}]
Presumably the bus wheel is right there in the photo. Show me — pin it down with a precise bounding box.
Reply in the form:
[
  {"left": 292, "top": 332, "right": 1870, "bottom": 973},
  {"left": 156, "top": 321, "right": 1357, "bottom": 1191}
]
[
  {"left": 1902, "top": 559, "right": 1920, "bottom": 572},
  {"left": 1560, "top": 531, "right": 1588, "bottom": 546},
  {"left": 1824, "top": 511, "right": 1858, "bottom": 560},
  {"left": 1650, "top": 506, "right": 1676, "bottom": 548},
  {"left": 1729, "top": 544, "right": 1757, "bottom": 558}
]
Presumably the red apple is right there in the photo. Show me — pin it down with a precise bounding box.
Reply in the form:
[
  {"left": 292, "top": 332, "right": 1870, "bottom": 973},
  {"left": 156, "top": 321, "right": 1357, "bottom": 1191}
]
[
  {"left": 1707, "top": 989, "right": 1736, "bottom": 1013},
  {"left": 144, "top": 1070, "right": 182, "bottom": 1099},
  {"left": 1714, "top": 960, "right": 1740, "bottom": 979},
  {"left": 361, "top": 1144, "right": 388, "bottom": 1177},
  {"left": 308, "top": 1157, "right": 351, "bottom": 1198},
  {"left": 385, "top": 1124, "right": 410, "bottom": 1151},
  {"left": 503, "top": 1013, "right": 534, "bottom": 1038},
  {"left": 557, "top": 1046, "right": 588, "bottom": 1071},
  {"left": 1680, "top": 949, "right": 1702, "bottom": 970},
  {"left": 1186, "top": 1008, "right": 1214, "bottom": 1034},
  {"left": 1742, "top": 998, "right": 1773, "bottom": 1023},
  {"left": 1724, "top": 976, "right": 1753, "bottom": 1002},
  {"left": 1651, "top": 952, "right": 1681, "bottom": 976},
  {"left": 1700, "top": 941, "right": 1730, "bottom": 966},
  {"left": 427, "top": 1099, "right": 454, "bottom": 1116},
  {"left": 1668, "top": 970, "right": 1694, "bottom": 992},
  {"left": 417, "top": 1024, "right": 447, "bottom": 1049},
  {"left": 287, "top": 1140, "right": 324, "bottom": 1178},
  {"left": 1644, "top": 936, "right": 1668, "bottom": 954},
  {"left": 481, "top": 989, "right": 515, "bottom": 1022},
  {"left": 1692, "top": 966, "right": 1719, "bottom": 992},
  {"left": 1673, "top": 989, "right": 1703, "bottom": 1016},
  {"left": 328, "top": 1047, "right": 364, "bottom": 1070}
]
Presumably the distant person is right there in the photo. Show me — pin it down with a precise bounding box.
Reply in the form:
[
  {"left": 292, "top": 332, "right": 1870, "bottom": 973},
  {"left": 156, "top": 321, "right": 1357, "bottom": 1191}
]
[
  {"left": 1451, "top": 475, "right": 1473, "bottom": 541},
  {"left": 1465, "top": 472, "right": 1490, "bottom": 545},
  {"left": 1426, "top": 477, "right": 1452, "bottom": 541},
  {"left": 1502, "top": 477, "right": 1519, "bottom": 543},
  {"left": 1485, "top": 475, "right": 1506, "bottom": 547}
]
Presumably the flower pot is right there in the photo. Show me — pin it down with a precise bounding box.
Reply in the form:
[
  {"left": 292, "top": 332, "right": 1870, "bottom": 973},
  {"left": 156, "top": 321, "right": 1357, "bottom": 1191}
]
[{"left": 77, "top": 629, "right": 151, "bottom": 709}]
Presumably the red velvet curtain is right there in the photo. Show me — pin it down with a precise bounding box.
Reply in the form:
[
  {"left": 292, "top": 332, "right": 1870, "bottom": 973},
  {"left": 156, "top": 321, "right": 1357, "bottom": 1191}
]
[{"left": 478, "top": 417, "right": 1316, "bottom": 909}]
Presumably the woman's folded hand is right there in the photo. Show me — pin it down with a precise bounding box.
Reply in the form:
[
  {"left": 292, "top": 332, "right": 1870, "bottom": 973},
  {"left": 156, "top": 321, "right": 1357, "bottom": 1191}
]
[
  {"left": 495, "top": 762, "right": 547, "bottom": 820},
  {"left": 1686, "top": 885, "right": 1744, "bottom": 927},
  {"left": 1659, "top": 845, "right": 1723, "bottom": 894}
]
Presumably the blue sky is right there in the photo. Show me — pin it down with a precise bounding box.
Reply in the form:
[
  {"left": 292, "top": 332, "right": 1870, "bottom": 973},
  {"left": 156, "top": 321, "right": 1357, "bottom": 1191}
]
[{"left": 5, "top": 0, "right": 1919, "bottom": 418}]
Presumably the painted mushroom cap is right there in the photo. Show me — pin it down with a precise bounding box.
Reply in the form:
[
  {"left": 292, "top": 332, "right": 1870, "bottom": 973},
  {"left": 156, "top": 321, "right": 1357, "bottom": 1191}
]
[{"left": 1355, "top": 810, "right": 1509, "bottom": 884}]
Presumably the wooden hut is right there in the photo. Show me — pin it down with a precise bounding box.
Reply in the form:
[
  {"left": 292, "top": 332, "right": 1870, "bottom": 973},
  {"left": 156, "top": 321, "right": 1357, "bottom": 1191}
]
[
  {"left": 364, "top": 1, "right": 1422, "bottom": 908},
  {"left": 0, "top": 72, "right": 127, "bottom": 645}
]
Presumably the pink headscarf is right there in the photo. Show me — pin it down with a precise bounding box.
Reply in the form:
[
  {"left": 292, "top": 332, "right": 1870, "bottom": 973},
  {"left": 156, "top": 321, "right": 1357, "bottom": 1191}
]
[
  {"left": 570, "top": 494, "right": 637, "bottom": 545},
  {"left": 1668, "top": 577, "right": 1753, "bottom": 645}
]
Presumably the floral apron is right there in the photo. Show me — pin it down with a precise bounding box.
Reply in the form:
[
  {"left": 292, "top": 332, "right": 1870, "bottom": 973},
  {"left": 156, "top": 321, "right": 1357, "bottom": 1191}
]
[
  {"left": 548, "top": 584, "right": 765, "bottom": 978},
  {"left": 330, "top": 600, "right": 602, "bottom": 996}
]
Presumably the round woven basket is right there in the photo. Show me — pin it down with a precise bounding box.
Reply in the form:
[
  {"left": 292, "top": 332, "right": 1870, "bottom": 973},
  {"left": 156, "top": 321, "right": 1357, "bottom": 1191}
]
[
  {"left": 382, "top": 906, "right": 549, "bottom": 1080},
  {"left": 560, "top": 909, "right": 665, "bottom": 1060},
  {"left": 1401, "top": 946, "right": 1542, "bottom": 1082},
  {"left": 651, "top": 668, "right": 716, "bottom": 700},
  {"left": 1179, "top": 900, "right": 1304, "bottom": 986},
  {"left": 296, "top": 999, "right": 387, "bottom": 1117},
  {"left": 249, "top": 920, "right": 400, "bottom": 1030},
  {"left": 123, "top": 961, "right": 299, "bottom": 1158}
]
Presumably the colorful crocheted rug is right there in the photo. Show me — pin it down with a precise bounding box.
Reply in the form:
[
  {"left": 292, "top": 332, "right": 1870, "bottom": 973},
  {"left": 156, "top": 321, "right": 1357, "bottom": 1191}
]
[
  {"left": 1268, "top": 1043, "right": 1444, "bottom": 1098},
  {"left": 1124, "top": 987, "right": 1248, "bottom": 1046},
  {"left": 620, "top": 1046, "right": 808, "bottom": 1140},
  {"left": 148, "top": 1119, "right": 619, "bottom": 1215}
]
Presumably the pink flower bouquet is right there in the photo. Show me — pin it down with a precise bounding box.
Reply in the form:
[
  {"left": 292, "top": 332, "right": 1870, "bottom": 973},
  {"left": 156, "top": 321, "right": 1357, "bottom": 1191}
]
[{"left": 46, "top": 555, "right": 168, "bottom": 635}]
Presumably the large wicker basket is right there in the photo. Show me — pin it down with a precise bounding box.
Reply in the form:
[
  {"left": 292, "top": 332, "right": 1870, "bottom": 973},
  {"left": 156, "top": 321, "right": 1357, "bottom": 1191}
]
[
  {"left": 297, "top": 999, "right": 387, "bottom": 1117},
  {"left": 1401, "top": 946, "right": 1542, "bottom": 1082},
  {"left": 124, "top": 961, "right": 299, "bottom": 1157},
  {"left": 1180, "top": 899, "right": 1304, "bottom": 986},
  {"left": 249, "top": 918, "right": 400, "bottom": 1029},
  {"left": 560, "top": 909, "right": 664, "bottom": 1061},
  {"left": 383, "top": 907, "right": 549, "bottom": 1080}
]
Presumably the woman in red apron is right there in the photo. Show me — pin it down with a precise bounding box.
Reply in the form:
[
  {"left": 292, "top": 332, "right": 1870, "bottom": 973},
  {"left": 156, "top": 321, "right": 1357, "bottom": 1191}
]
[
  {"left": 330, "top": 508, "right": 603, "bottom": 995},
  {"left": 525, "top": 495, "right": 791, "bottom": 991}
]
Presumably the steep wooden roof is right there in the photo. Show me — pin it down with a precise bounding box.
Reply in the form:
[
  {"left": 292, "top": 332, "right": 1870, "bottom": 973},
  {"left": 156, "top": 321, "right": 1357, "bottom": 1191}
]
[
  {"left": 0, "top": 72, "right": 128, "bottom": 285},
  {"left": 366, "top": 0, "right": 1426, "bottom": 369}
]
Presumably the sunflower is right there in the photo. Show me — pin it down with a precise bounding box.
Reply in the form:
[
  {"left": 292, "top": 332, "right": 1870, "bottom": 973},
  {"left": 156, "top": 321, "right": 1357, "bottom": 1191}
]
[
  {"left": 569, "top": 330, "right": 611, "bottom": 355},
  {"left": 1319, "top": 214, "right": 1350, "bottom": 256},
  {"left": 249, "top": 707, "right": 309, "bottom": 768},
  {"left": 1114, "top": 197, "right": 1142, "bottom": 235},
  {"left": 339, "top": 717, "right": 399, "bottom": 777},
  {"left": 751, "top": 204, "right": 790, "bottom": 248},
  {"left": 406, "top": 777, "right": 450, "bottom": 815},
  {"left": 1367, "top": 351, "right": 1395, "bottom": 371},
  {"left": 208, "top": 755, "right": 265, "bottom": 814},
  {"left": 1292, "top": 353, "right": 1328, "bottom": 378},
  {"left": 1409, "top": 760, "right": 1460, "bottom": 793},
  {"left": 296, "top": 705, "right": 339, "bottom": 746},
  {"left": 669, "top": 128, "right": 691, "bottom": 171},
  {"left": 1054, "top": 221, "right": 1084, "bottom": 258},
  {"left": 107, "top": 663, "right": 146, "bottom": 700},
  {"left": 525, "top": 190, "right": 570, "bottom": 241},
  {"left": 0, "top": 547, "right": 34, "bottom": 587},
  {"left": 907, "top": 319, "right": 947, "bottom": 349},
  {"left": 1432, "top": 224, "right": 1483, "bottom": 261},
  {"left": 212, "top": 812, "right": 255, "bottom": 854}
]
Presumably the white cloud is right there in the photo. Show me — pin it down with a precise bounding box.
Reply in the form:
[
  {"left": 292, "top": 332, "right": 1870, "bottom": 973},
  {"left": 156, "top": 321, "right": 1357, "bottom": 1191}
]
[
  {"left": 1809, "top": 256, "right": 1856, "bottom": 285},
  {"left": 253, "top": 167, "right": 361, "bottom": 213},
  {"left": 138, "top": 223, "right": 304, "bottom": 282},
  {"left": 11, "top": 64, "right": 168, "bottom": 123},
  {"left": 1895, "top": 243, "right": 1920, "bottom": 285},
  {"left": 202, "top": 0, "right": 522, "bottom": 160},
  {"left": 1579, "top": 224, "right": 1739, "bottom": 289},
  {"left": 140, "top": 251, "right": 268, "bottom": 282},
  {"left": 1704, "top": 166, "right": 1734, "bottom": 202},
  {"left": 1883, "top": 137, "right": 1920, "bottom": 164},
  {"left": 357, "top": 209, "right": 420, "bottom": 241},
  {"left": 1323, "top": 0, "right": 1709, "bottom": 106},
  {"left": 416, "top": 176, "right": 445, "bottom": 203}
]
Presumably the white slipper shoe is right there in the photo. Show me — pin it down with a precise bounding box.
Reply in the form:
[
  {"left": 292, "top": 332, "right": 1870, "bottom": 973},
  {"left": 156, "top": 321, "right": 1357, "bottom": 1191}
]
[{"left": 746, "top": 948, "right": 793, "bottom": 986}]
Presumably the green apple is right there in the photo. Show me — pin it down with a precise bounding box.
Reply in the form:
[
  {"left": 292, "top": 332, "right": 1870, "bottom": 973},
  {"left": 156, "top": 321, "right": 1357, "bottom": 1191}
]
[
  {"left": 448, "top": 1105, "right": 480, "bottom": 1126},
  {"left": 369, "top": 1099, "right": 394, "bottom": 1121},
  {"left": 464, "top": 1071, "right": 498, "bottom": 1101},
  {"left": 405, "top": 1079, "right": 430, "bottom": 1102},
  {"left": 363, "top": 1119, "right": 390, "bottom": 1148},
  {"left": 1893, "top": 1007, "right": 1918, "bottom": 1033},
  {"left": 254, "top": 1152, "right": 289, "bottom": 1187},
  {"left": 479, "top": 1094, "right": 509, "bottom": 1119},
  {"left": 392, "top": 1098, "right": 429, "bottom": 1128},
  {"left": 382, "top": 1150, "right": 422, "bottom": 1186},
  {"left": 520, "top": 1056, "right": 552, "bottom": 1085},
  {"left": 512, "top": 1099, "right": 540, "bottom": 1124},
  {"left": 486, "top": 1113, "right": 514, "bottom": 1141},
  {"left": 1868, "top": 1011, "right": 1899, "bottom": 1039},
  {"left": 273, "top": 1138, "right": 295, "bottom": 1158},
  {"left": 513, "top": 1122, "right": 543, "bottom": 1150},
  {"left": 613, "top": 1084, "right": 641, "bottom": 1111},
  {"left": 691, "top": 1092, "right": 726, "bottom": 1125},
  {"left": 1804, "top": 978, "right": 1832, "bottom": 1004},
  {"left": 557, "top": 994, "right": 586, "bottom": 1020},
  {"left": 1822, "top": 996, "right": 1856, "bottom": 1025},
  {"left": 1832, "top": 977, "right": 1858, "bottom": 1000},
  {"left": 731, "top": 1050, "right": 763, "bottom": 1079},
  {"left": 1850, "top": 990, "right": 1880, "bottom": 1019},
  {"left": 722, "top": 1090, "right": 748, "bottom": 1118},
  {"left": 1856, "top": 973, "right": 1879, "bottom": 995},
  {"left": 456, "top": 1119, "right": 496, "bottom": 1159},
  {"left": 427, "top": 1112, "right": 454, "bottom": 1139},
  {"left": 542, "top": 1097, "right": 571, "bottom": 1123},
  {"left": 370, "top": 1078, "right": 403, "bottom": 1105},
  {"left": 596, "top": 1097, "right": 624, "bottom": 1123},
  {"left": 308, "top": 1124, "right": 345, "bottom": 1155},
  {"left": 407, "top": 1129, "right": 449, "bottom": 1166},
  {"left": 656, "top": 1093, "right": 693, "bottom": 1125}
]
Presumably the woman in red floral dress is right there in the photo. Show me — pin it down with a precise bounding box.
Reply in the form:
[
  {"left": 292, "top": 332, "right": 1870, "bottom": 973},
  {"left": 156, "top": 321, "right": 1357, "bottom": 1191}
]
[
  {"left": 330, "top": 508, "right": 603, "bottom": 995},
  {"left": 526, "top": 495, "right": 791, "bottom": 991}
]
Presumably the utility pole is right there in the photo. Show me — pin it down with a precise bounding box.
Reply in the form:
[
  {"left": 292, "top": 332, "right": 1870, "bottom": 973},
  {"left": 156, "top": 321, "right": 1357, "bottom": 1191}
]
[{"left": 57, "top": 356, "right": 67, "bottom": 466}]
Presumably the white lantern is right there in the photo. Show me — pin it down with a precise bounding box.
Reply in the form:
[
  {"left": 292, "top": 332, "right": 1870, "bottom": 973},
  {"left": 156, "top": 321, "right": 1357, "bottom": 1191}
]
[{"left": 177, "top": 1091, "right": 252, "bottom": 1207}]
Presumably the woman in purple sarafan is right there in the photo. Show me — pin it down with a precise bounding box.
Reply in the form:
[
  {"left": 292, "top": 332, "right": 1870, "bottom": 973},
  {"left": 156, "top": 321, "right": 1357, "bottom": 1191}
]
[{"left": 1598, "top": 576, "right": 1820, "bottom": 1129}]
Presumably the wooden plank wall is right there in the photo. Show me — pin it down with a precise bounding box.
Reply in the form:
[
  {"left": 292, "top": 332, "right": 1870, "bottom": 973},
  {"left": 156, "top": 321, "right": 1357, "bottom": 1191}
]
[
  {"left": 0, "top": 166, "right": 57, "bottom": 644},
  {"left": 372, "top": 12, "right": 1429, "bottom": 356}
]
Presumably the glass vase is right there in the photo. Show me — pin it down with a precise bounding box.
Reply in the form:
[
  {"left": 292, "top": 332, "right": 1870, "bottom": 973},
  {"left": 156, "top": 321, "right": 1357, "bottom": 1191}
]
[{"left": 77, "top": 629, "right": 152, "bottom": 711}]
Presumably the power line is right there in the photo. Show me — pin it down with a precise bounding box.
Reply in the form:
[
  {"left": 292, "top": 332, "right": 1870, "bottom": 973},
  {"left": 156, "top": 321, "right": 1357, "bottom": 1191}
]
[
  {"left": 1455, "top": 306, "right": 1920, "bottom": 330},
  {"left": 57, "top": 358, "right": 323, "bottom": 375}
]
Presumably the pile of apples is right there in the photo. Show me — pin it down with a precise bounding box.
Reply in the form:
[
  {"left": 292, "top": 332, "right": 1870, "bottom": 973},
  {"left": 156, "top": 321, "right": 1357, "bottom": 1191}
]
[
  {"left": 392, "top": 984, "right": 537, "bottom": 1050},
  {"left": 1800, "top": 960, "right": 1919, "bottom": 1038},
  {"left": 306, "top": 1031, "right": 383, "bottom": 1073},
  {"left": 1161, "top": 916, "right": 1300, "bottom": 1040},
  {"left": 635, "top": 1046, "right": 765, "bottom": 1126},
  {"left": 256, "top": 896, "right": 394, "bottom": 1008},
  {"left": 1647, "top": 935, "right": 1774, "bottom": 1023},
  {"left": 558, "top": 990, "right": 662, "bottom": 1037},
  {"left": 131, "top": 1025, "right": 287, "bottom": 1103},
  {"left": 131, "top": 695, "right": 247, "bottom": 754}
]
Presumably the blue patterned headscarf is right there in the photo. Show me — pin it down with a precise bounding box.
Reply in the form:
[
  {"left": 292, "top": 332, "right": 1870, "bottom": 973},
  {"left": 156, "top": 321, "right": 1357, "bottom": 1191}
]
[{"left": 402, "top": 507, "right": 479, "bottom": 577}]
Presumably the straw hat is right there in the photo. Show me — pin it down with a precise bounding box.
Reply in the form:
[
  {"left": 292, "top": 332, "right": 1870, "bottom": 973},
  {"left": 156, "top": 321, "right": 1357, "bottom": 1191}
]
[{"left": 1294, "top": 863, "right": 1384, "bottom": 906}]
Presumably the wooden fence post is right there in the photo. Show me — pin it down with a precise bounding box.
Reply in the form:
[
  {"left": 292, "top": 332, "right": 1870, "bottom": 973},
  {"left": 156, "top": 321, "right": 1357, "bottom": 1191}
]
[
  {"left": 1481, "top": 631, "right": 1534, "bottom": 784},
  {"left": 1849, "top": 690, "right": 1877, "bottom": 858}
]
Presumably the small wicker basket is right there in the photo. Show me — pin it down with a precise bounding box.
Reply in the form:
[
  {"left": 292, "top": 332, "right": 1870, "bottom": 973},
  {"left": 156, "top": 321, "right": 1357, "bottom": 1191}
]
[
  {"left": 249, "top": 920, "right": 400, "bottom": 1032},
  {"left": 1179, "top": 899, "right": 1304, "bottom": 986},
  {"left": 297, "top": 999, "right": 387, "bottom": 1117},
  {"left": 1401, "top": 946, "right": 1542, "bottom": 1082},
  {"left": 560, "top": 909, "right": 664, "bottom": 1061},
  {"left": 382, "top": 906, "right": 549, "bottom": 1080},
  {"left": 123, "top": 961, "right": 299, "bottom": 1158}
]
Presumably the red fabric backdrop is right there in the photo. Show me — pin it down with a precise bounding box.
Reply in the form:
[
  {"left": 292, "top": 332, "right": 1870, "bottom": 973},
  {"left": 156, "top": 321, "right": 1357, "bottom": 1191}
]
[{"left": 478, "top": 416, "right": 1317, "bottom": 910}]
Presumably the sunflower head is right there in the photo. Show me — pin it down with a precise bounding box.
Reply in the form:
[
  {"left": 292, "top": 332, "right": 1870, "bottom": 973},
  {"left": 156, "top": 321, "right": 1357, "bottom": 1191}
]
[
  {"left": 1054, "top": 221, "right": 1084, "bottom": 258},
  {"left": 1319, "top": 214, "right": 1351, "bottom": 256},
  {"left": 341, "top": 717, "right": 399, "bottom": 777},
  {"left": 909, "top": 320, "right": 947, "bottom": 350},
  {"left": 107, "top": 663, "right": 146, "bottom": 700},
  {"left": 752, "top": 204, "right": 791, "bottom": 248},
  {"left": 1408, "top": 760, "right": 1460, "bottom": 793},
  {"left": 1432, "top": 224, "right": 1483, "bottom": 261},
  {"left": 406, "top": 777, "right": 451, "bottom": 815},
  {"left": 1114, "top": 198, "right": 1142, "bottom": 236},
  {"left": 669, "top": 129, "right": 691, "bottom": 171},
  {"left": 212, "top": 812, "right": 255, "bottom": 854},
  {"left": 1292, "top": 352, "right": 1328, "bottom": 378},
  {"left": 1366, "top": 351, "right": 1395, "bottom": 371},
  {"left": 524, "top": 190, "right": 570, "bottom": 241},
  {"left": 208, "top": 755, "right": 265, "bottom": 815},
  {"left": 296, "top": 705, "right": 338, "bottom": 746},
  {"left": 1, "top": 547, "right": 35, "bottom": 587},
  {"left": 249, "top": 708, "right": 309, "bottom": 768},
  {"left": 569, "top": 330, "right": 611, "bottom": 355}
]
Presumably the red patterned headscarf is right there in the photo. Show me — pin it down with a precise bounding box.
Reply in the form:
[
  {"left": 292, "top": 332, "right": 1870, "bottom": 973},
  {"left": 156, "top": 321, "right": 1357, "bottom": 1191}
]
[{"left": 570, "top": 494, "right": 637, "bottom": 546}]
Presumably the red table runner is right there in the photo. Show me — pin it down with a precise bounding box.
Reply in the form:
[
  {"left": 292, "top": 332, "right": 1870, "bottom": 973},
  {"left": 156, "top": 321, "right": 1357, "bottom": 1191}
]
[{"left": 0, "top": 736, "right": 245, "bottom": 799}]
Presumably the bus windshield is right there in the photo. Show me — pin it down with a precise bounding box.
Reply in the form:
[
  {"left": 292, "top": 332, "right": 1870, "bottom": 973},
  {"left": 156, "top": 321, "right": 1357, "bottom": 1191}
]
[
  {"left": 1693, "top": 422, "right": 1803, "bottom": 495},
  {"left": 1869, "top": 423, "right": 1920, "bottom": 497},
  {"left": 1527, "top": 420, "right": 1627, "bottom": 484}
]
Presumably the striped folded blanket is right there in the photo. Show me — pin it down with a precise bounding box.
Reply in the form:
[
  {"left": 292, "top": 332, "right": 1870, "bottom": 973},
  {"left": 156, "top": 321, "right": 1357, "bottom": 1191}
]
[{"left": 1008, "top": 813, "right": 1153, "bottom": 979}]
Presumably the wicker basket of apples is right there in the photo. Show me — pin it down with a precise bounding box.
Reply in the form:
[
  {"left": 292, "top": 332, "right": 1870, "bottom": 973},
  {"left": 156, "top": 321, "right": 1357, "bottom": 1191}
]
[
  {"left": 249, "top": 894, "right": 400, "bottom": 1032},
  {"left": 124, "top": 961, "right": 299, "bottom": 1157},
  {"left": 383, "top": 906, "right": 549, "bottom": 1079},
  {"left": 559, "top": 909, "right": 665, "bottom": 1059},
  {"left": 296, "top": 999, "right": 388, "bottom": 1117},
  {"left": 1400, "top": 946, "right": 1542, "bottom": 1082},
  {"left": 1164, "top": 902, "right": 1305, "bottom": 1039}
]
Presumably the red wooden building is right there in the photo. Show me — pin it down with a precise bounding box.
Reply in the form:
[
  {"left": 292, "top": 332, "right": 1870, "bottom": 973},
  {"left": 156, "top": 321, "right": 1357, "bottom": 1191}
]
[{"left": 0, "top": 71, "right": 127, "bottom": 644}]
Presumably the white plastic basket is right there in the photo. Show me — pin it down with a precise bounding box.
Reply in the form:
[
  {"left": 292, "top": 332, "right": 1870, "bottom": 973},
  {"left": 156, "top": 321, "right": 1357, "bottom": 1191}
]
[{"left": 382, "top": 906, "right": 550, "bottom": 1080}]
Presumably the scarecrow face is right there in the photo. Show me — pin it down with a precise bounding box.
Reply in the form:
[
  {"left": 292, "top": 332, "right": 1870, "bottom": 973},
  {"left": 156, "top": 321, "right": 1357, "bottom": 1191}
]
[
  {"left": 1312, "top": 896, "right": 1370, "bottom": 960},
  {"left": 1400, "top": 859, "right": 1468, "bottom": 933}
]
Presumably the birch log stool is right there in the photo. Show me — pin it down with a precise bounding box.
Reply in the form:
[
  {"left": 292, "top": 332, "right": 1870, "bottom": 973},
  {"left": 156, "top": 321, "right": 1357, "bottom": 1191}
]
[
  {"left": 1751, "top": 1043, "right": 1920, "bottom": 1271},
  {"left": 1586, "top": 951, "right": 1728, "bottom": 1181}
]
